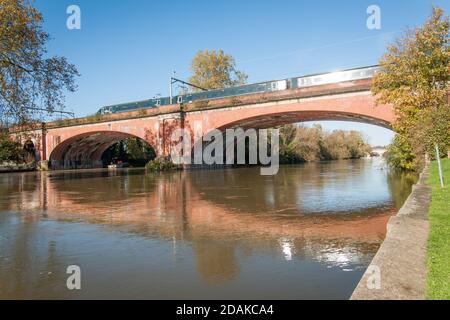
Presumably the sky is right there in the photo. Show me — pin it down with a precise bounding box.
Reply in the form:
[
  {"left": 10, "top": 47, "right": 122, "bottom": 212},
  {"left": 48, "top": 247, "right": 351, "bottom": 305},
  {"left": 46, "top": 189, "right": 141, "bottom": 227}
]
[{"left": 34, "top": 0, "right": 450, "bottom": 146}]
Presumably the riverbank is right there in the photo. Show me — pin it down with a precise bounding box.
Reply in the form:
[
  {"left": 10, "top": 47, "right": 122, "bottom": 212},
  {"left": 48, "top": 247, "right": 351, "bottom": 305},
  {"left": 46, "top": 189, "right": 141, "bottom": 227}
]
[
  {"left": 0, "top": 163, "right": 35, "bottom": 173},
  {"left": 351, "top": 165, "right": 431, "bottom": 300},
  {"left": 427, "top": 158, "right": 449, "bottom": 300}
]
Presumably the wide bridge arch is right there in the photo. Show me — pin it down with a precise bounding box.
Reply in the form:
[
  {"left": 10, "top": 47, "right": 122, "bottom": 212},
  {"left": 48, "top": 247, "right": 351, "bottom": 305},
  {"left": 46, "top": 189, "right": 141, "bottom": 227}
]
[
  {"left": 187, "top": 91, "right": 394, "bottom": 137},
  {"left": 50, "top": 131, "right": 152, "bottom": 169},
  {"left": 45, "top": 118, "right": 163, "bottom": 170}
]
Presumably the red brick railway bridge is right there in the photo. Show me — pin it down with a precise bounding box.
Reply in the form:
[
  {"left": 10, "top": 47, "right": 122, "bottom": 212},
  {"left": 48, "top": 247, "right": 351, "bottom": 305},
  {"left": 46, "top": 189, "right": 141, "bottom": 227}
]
[{"left": 15, "top": 77, "right": 394, "bottom": 170}]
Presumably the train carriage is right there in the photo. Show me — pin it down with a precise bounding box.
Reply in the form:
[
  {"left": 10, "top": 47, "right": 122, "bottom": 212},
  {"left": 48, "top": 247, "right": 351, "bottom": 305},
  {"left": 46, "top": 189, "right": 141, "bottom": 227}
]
[{"left": 97, "top": 65, "right": 379, "bottom": 115}]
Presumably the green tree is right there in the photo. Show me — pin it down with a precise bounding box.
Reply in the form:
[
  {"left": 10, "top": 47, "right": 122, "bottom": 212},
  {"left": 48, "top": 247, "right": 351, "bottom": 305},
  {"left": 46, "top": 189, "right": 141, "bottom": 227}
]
[
  {"left": 0, "top": 0, "right": 79, "bottom": 125},
  {"left": 103, "top": 138, "right": 156, "bottom": 167},
  {"left": 125, "top": 138, "right": 156, "bottom": 164},
  {"left": 188, "top": 49, "right": 247, "bottom": 91},
  {"left": 372, "top": 7, "right": 450, "bottom": 170},
  {"left": 0, "top": 133, "right": 21, "bottom": 162},
  {"left": 279, "top": 124, "right": 300, "bottom": 163},
  {"left": 385, "top": 134, "right": 416, "bottom": 171}
]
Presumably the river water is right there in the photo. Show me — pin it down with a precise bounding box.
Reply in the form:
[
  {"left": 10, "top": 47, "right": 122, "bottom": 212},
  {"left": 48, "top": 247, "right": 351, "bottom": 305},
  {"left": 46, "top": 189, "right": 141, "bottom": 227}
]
[{"left": 0, "top": 159, "right": 416, "bottom": 299}]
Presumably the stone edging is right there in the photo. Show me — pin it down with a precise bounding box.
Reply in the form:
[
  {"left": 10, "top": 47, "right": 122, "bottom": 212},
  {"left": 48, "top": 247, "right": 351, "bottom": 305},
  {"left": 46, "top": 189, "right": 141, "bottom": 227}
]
[{"left": 351, "top": 166, "right": 431, "bottom": 300}]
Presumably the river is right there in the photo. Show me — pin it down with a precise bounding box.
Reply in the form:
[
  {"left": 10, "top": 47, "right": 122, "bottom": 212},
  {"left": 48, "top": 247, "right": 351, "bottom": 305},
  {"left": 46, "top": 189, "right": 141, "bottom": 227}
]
[{"left": 0, "top": 158, "right": 416, "bottom": 299}]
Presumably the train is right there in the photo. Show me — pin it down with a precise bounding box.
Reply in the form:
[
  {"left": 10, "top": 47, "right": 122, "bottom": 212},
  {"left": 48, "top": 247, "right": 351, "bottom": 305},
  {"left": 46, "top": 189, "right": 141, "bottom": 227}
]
[{"left": 97, "top": 65, "right": 380, "bottom": 115}]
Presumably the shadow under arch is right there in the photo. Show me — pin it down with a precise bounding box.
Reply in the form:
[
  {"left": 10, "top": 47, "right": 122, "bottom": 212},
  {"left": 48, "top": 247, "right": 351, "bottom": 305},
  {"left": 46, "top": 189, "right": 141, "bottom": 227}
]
[
  {"left": 23, "top": 139, "right": 37, "bottom": 164},
  {"left": 49, "top": 131, "right": 156, "bottom": 170}
]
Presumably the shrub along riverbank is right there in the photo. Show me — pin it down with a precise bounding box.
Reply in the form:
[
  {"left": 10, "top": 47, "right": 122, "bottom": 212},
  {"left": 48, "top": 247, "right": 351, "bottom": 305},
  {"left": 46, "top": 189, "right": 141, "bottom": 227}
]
[
  {"left": 279, "top": 124, "right": 371, "bottom": 164},
  {"left": 427, "top": 158, "right": 449, "bottom": 300}
]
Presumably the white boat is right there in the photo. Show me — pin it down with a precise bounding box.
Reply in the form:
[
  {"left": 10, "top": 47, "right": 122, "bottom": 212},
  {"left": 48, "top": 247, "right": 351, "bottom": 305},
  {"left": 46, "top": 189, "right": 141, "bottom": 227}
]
[{"left": 108, "top": 163, "right": 129, "bottom": 169}]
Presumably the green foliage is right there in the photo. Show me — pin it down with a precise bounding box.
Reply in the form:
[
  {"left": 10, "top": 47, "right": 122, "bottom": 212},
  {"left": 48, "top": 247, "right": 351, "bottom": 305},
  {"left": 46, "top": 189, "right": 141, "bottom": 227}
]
[
  {"left": 0, "top": 0, "right": 79, "bottom": 124},
  {"left": 427, "top": 158, "right": 450, "bottom": 300},
  {"left": 385, "top": 134, "right": 416, "bottom": 171},
  {"left": 188, "top": 49, "right": 248, "bottom": 91},
  {"left": 0, "top": 133, "right": 21, "bottom": 162},
  {"left": 279, "top": 124, "right": 303, "bottom": 163},
  {"left": 125, "top": 138, "right": 156, "bottom": 163},
  {"left": 278, "top": 124, "right": 371, "bottom": 163},
  {"left": 145, "top": 156, "right": 182, "bottom": 172},
  {"left": 103, "top": 138, "right": 156, "bottom": 167},
  {"left": 372, "top": 6, "right": 450, "bottom": 170}
]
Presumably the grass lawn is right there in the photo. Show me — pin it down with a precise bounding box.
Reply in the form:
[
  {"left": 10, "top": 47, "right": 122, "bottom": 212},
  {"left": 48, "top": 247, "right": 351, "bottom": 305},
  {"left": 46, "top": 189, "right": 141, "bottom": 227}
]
[{"left": 427, "top": 158, "right": 450, "bottom": 300}]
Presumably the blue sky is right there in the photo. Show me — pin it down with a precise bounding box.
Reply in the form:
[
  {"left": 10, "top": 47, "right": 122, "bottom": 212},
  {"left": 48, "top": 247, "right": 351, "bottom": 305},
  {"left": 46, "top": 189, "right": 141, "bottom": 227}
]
[{"left": 35, "top": 0, "right": 450, "bottom": 146}]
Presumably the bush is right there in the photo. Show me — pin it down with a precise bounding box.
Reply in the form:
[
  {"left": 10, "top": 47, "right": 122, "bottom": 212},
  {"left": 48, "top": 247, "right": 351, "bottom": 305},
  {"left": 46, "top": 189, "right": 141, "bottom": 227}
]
[
  {"left": 145, "top": 156, "right": 182, "bottom": 172},
  {"left": 385, "top": 134, "right": 416, "bottom": 171},
  {"left": 278, "top": 124, "right": 371, "bottom": 163},
  {"left": 0, "top": 134, "right": 21, "bottom": 163}
]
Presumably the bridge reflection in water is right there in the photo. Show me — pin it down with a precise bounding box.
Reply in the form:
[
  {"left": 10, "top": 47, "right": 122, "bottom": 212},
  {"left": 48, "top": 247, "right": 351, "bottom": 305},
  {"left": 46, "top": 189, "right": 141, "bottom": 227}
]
[{"left": 0, "top": 159, "right": 416, "bottom": 299}]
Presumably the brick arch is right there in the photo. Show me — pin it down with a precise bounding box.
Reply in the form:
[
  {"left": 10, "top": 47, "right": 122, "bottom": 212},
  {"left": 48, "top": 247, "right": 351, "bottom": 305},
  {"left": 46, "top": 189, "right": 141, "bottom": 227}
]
[
  {"left": 213, "top": 111, "right": 392, "bottom": 131},
  {"left": 190, "top": 110, "right": 393, "bottom": 159},
  {"left": 49, "top": 130, "right": 157, "bottom": 170},
  {"left": 185, "top": 92, "right": 394, "bottom": 163},
  {"left": 187, "top": 91, "right": 394, "bottom": 137}
]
